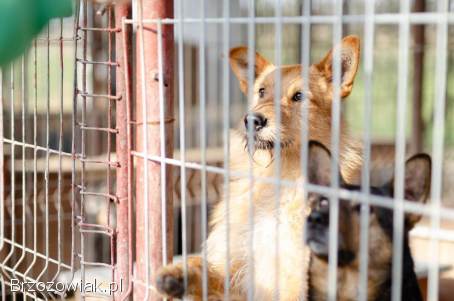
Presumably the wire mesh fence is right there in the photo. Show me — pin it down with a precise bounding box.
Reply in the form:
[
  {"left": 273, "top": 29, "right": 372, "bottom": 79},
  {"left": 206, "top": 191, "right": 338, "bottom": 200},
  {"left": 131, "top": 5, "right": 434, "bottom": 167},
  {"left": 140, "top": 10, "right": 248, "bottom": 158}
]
[
  {"left": 1, "top": 0, "right": 454, "bottom": 300},
  {"left": 0, "top": 0, "right": 125, "bottom": 299}
]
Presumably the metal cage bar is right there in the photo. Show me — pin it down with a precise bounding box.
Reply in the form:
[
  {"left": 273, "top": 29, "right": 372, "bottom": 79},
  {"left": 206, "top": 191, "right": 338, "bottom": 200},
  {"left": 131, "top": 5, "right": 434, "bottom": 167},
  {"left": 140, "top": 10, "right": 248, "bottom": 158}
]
[{"left": 133, "top": 0, "right": 174, "bottom": 299}]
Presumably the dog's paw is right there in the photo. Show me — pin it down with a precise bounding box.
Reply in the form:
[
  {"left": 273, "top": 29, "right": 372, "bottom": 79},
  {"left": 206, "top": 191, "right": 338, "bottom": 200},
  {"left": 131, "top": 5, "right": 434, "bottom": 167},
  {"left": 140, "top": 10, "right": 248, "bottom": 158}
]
[{"left": 156, "top": 267, "right": 185, "bottom": 298}]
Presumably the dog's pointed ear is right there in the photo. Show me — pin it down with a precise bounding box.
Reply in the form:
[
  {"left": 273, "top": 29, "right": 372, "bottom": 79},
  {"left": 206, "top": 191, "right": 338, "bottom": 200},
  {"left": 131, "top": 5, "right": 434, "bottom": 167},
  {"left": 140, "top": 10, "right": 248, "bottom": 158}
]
[
  {"left": 403, "top": 154, "right": 431, "bottom": 229},
  {"left": 315, "top": 35, "right": 360, "bottom": 98},
  {"left": 385, "top": 154, "right": 432, "bottom": 229},
  {"left": 307, "top": 141, "right": 333, "bottom": 187},
  {"left": 229, "top": 47, "right": 272, "bottom": 94}
]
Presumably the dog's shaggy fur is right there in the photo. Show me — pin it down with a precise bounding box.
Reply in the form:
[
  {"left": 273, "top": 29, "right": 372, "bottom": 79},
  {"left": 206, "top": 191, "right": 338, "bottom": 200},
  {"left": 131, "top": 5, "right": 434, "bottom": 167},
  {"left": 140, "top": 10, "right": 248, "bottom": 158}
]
[{"left": 156, "top": 36, "right": 362, "bottom": 300}]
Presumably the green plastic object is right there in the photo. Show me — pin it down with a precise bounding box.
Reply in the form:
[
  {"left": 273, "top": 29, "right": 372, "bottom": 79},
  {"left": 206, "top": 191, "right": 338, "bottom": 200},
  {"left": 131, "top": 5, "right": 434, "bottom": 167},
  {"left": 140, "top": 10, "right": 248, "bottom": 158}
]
[{"left": 0, "top": 0, "right": 73, "bottom": 67}]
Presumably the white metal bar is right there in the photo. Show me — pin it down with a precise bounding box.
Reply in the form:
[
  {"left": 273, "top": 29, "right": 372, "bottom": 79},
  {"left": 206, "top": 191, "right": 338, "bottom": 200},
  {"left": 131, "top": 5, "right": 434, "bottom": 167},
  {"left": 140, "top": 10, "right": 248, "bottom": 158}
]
[
  {"left": 157, "top": 20, "right": 168, "bottom": 267},
  {"left": 70, "top": 2, "right": 80, "bottom": 278},
  {"left": 130, "top": 150, "right": 454, "bottom": 216},
  {"left": 177, "top": 0, "right": 189, "bottom": 294},
  {"left": 246, "top": 0, "right": 255, "bottom": 300},
  {"left": 52, "top": 17, "right": 65, "bottom": 283},
  {"left": 358, "top": 1, "right": 375, "bottom": 300},
  {"left": 273, "top": 1, "right": 283, "bottom": 300},
  {"left": 199, "top": 1, "right": 208, "bottom": 299},
  {"left": 23, "top": 40, "right": 39, "bottom": 282},
  {"left": 2, "top": 238, "right": 73, "bottom": 270},
  {"left": 427, "top": 1, "right": 449, "bottom": 300},
  {"left": 12, "top": 55, "right": 27, "bottom": 279},
  {"left": 327, "top": 1, "right": 343, "bottom": 300},
  {"left": 299, "top": 0, "right": 311, "bottom": 291},
  {"left": 1, "top": 139, "right": 72, "bottom": 157},
  {"left": 123, "top": 13, "right": 454, "bottom": 25},
  {"left": 36, "top": 23, "right": 52, "bottom": 285},
  {"left": 79, "top": 2, "right": 88, "bottom": 297},
  {"left": 1, "top": 64, "right": 16, "bottom": 282},
  {"left": 222, "top": 0, "right": 231, "bottom": 299},
  {"left": 392, "top": 1, "right": 411, "bottom": 300}
]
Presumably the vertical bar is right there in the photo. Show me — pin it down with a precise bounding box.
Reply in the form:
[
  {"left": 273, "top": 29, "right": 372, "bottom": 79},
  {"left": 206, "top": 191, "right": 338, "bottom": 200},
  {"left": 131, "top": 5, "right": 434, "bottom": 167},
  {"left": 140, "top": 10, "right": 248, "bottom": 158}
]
[
  {"left": 49, "top": 17, "right": 65, "bottom": 284},
  {"left": 1, "top": 65, "right": 15, "bottom": 281},
  {"left": 37, "top": 22, "right": 51, "bottom": 284},
  {"left": 410, "top": 0, "right": 426, "bottom": 154},
  {"left": 115, "top": 2, "right": 132, "bottom": 299},
  {"left": 358, "top": 1, "right": 375, "bottom": 300},
  {"left": 71, "top": 0, "right": 81, "bottom": 278},
  {"left": 328, "top": 0, "right": 343, "bottom": 300},
  {"left": 392, "top": 1, "right": 410, "bottom": 300},
  {"left": 12, "top": 55, "right": 26, "bottom": 278},
  {"left": 177, "top": 0, "right": 189, "bottom": 294},
  {"left": 427, "top": 1, "right": 448, "bottom": 300},
  {"left": 157, "top": 20, "right": 168, "bottom": 267},
  {"left": 107, "top": 5, "right": 114, "bottom": 286},
  {"left": 246, "top": 1, "right": 255, "bottom": 300},
  {"left": 299, "top": 0, "right": 311, "bottom": 291},
  {"left": 199, "top": 0, "right": 208, "bottom": 299},
  {"left": 134, "top": 0, "right": 174, "bottom": 299},
  {"left": 23, "top": 40, "right": 38, "bottom": 282},
  {"left": 273, "top": 1, "right": 282, "bottom": 300},
  {"left": 80, "top": 1, "right": 88, "bottom": 295},
  {"left": 222, "top": 0, "right": 230, "bottom": 299},
  {"left": 56, "top": 16, "right": 65, "bottom": 282}
]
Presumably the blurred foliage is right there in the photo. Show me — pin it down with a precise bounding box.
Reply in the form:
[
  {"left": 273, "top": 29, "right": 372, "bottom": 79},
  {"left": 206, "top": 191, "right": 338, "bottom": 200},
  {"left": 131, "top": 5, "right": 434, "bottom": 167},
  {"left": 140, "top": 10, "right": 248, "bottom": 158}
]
[{"left": 0, "top": 0, "right": 73, "bottom": 67}]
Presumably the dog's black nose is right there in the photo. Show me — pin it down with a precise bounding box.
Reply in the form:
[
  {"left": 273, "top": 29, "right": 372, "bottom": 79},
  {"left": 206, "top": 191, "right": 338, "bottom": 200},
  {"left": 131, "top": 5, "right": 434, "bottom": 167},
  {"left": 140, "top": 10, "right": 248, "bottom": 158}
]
[
  {"left": 244, "top": 113, "right": 267, "bottom": 132},
  {"left": 307, "top": 210, "right": 328, "bottom": 226}
]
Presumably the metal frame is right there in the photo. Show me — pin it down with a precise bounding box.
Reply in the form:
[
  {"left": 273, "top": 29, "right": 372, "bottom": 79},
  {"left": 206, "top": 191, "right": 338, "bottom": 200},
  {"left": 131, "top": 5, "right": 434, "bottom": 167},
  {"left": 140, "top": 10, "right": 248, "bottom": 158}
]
[{"left": 0, "top": 1, "right": 451, "bottom": 301}]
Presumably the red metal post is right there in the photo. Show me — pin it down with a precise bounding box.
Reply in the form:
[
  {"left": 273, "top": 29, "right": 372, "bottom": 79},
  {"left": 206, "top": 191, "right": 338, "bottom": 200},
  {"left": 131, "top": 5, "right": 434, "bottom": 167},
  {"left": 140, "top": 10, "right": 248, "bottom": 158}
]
[
  {"left": 115, "top": 3, "right": 133, "bottom": 299},
  {"left": 135, "top": 1, "right": 174, "bottom": 300}
]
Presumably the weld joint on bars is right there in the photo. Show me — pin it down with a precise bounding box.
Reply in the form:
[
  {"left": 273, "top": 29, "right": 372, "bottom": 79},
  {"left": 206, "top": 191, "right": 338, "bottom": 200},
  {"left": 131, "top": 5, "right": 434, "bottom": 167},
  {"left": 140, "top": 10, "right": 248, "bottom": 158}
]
[
  {"left": 78, "top": 123, "right": 119, "bottom": 134},
  {"left": 78, "top": 221, "right": 115, "bottom": 236},
  {"left": 78, "top": 189, "right": 119, "bottom": 203},
  {"left": 74, "top": 154, "right": 120, "bottom": 167},
  {"left": 76, "top": 58, "right": 119, "bottom": 67},
  {"left": 76, "top": 89, "right": 121, "bottom": 101},
  {"left": 79, "top": 27, "right": 121, "bottom": 33},
  {"left": 78, "top": 258, "right": 114, "bottom": 269}
]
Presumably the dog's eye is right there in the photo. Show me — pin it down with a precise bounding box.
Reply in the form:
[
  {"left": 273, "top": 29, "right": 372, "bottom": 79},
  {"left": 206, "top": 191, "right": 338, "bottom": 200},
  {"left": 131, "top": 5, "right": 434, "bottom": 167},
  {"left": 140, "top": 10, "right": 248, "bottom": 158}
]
[
  {"left": 292, "top": 91, "right": 304, "bottom": 102},
  {"left": 258, "top": 88, "right": 265, "bottom": 98}
]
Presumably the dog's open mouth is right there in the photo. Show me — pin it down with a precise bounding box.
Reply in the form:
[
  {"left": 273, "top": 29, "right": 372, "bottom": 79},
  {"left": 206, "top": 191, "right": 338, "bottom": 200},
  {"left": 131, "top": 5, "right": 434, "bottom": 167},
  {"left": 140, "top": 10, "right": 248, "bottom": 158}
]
[{"left": 244, "top": 135, "right": 293, "bottom": 151}]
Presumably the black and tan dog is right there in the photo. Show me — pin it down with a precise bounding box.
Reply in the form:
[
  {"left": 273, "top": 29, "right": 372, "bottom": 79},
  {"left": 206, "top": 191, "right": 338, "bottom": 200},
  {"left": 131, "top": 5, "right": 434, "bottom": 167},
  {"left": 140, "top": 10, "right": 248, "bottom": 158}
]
[{"left": 305, "top": 141, "right": 431, "bottom": 301}]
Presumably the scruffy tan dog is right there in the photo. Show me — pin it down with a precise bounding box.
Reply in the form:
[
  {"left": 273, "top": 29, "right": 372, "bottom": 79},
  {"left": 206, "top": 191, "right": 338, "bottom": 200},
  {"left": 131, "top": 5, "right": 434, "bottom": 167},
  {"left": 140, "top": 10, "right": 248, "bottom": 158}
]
[{"left": 156, "top": 36, "right": 362, "bottom": 300}]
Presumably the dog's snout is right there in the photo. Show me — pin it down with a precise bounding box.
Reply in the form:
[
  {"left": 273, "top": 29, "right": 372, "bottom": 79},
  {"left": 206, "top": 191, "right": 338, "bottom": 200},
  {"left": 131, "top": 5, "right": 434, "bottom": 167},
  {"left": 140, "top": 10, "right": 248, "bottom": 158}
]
[
  {"left": 244, "top": 113, "right": 267, "bottom": 132},
  {"left": 307, "top": 210, "right": 328, "bottom": 226}
]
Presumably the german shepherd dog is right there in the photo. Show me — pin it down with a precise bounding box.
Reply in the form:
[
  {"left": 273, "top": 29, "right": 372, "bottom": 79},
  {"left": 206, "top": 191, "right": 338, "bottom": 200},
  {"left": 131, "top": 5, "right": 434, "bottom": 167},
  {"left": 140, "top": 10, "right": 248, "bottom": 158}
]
[
  {"left": 156, "top": 36, "right": 362, "bottom": 300},
  {"left": 305, "top": 141, "right": 431, "bottom": 301}
]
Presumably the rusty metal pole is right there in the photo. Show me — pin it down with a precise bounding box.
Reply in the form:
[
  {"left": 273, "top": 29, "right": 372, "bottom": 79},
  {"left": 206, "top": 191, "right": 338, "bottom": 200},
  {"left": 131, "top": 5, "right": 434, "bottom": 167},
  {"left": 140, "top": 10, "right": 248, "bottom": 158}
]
[
  {"left": 135, "top": 1, "right": 174, "bottom": 300},
  {"left": 411, "top": 0, "right": 426, "bottom": 153},
  {"left": 115, "top": 3, "right": 132, "bottom": 300}
]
